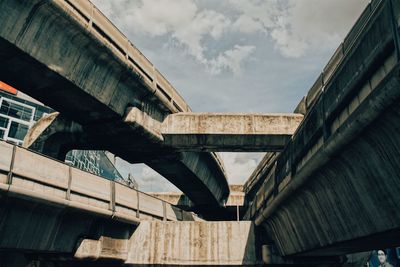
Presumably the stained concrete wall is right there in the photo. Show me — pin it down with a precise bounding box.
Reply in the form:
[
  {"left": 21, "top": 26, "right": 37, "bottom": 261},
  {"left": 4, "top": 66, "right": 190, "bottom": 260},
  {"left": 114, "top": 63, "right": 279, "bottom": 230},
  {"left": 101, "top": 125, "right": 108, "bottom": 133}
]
[
  {"left": 126, "top": 221, "right": 259, "bottom": 266},
  {"left": 246, "top": 0, "right": 400, "bottom": 257},
  {"left": 265, "top": 92, "right": 400, "bottom": 256},
  {"left": 0, "top": 221, "right": 260, "bottom": 266}
]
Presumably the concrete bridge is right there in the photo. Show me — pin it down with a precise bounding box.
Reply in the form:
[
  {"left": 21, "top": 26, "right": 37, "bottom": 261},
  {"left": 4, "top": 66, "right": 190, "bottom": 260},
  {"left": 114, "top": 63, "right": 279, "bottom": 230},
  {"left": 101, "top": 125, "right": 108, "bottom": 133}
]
[
  {"left": 1, "top": 0, "right": 400, "bottom": 266},
  {"left": 0, "top": 0, "right": 230, "bottom": 210},
  {"left": 0, "top": 0, "right": 302, "bottom": 213},
  {"left": 244, "top": 0, "right": 400, "bottom": 262},
  {"left": 0, "top": 140, "right": 259, "bottom": 266}
]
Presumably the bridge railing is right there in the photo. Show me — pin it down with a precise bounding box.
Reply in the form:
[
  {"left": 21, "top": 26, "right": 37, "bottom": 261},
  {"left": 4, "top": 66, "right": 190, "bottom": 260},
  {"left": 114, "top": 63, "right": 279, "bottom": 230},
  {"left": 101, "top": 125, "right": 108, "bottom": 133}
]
[
  {"left": 243, "top": 153, "right": 277, "bottom": 201},
  {"left": 298, "top": 0, "right": 400, "bottom": 113},
  {"left": 0, "top": 141, "right": 196, "bottom": 223},
  {"left": 245, "top": 0, "right": 400, "bottom": 221},
  {"left": 57, "top": 0, "right": 191, "bottom": 114}
]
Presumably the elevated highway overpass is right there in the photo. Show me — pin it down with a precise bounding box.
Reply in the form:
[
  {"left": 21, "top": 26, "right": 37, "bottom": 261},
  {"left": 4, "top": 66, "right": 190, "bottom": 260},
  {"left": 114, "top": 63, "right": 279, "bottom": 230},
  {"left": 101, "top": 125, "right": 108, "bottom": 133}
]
[
  {"left": 0, "top": 140, "right": 197, "bottom": 259},
  {"left": 0, "top": 0, "right": 230, "bottom": 209},
  {"left": 0, "top": 140, "right": 259, "bottom": 266},
  {"left": 2, "top": 0, "right": 400, "bottom": 265},
  {"left": 244, "top": 0, "right": 400, "bottom": 261},
  {"left": 0, "top": 0, "right": 302, "bottom": 214}
]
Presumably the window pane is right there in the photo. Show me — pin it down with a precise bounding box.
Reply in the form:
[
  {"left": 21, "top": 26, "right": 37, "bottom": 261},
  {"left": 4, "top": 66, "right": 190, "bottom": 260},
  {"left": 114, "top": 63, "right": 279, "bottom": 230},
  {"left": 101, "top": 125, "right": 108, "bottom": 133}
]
[
  {"left": 0, "top": 116, "right": 8, "bottom": 128},
  {"left": 0, "top": 100, "right": 32, "bottom": 122},
  {"left": 34, "top": 109, "right": 45, "bottom": 121},
  {"left": 8, "top": 121, "right": 29, "bottom": 141},
  {"left": 0, "top": 129, "right": 4, "bottom": 139},
  {"left": 0, "top": 100, "right": 10, "bottom": 115}
]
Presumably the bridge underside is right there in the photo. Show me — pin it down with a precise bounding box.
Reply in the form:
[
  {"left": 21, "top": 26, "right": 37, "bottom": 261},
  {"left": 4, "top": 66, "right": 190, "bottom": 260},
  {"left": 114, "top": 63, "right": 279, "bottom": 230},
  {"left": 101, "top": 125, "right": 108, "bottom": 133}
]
[
  {"left": 0, "top": 195, "right": 137, "bottom": 260},
  {"left": 260, "top": 62, "right": 400, "bottom": 257},
  {"left": 160, "top": 112, "right": 303, "bottom": 152},
  {"left": 0, "top": 196, "right": 259, "bottom": 266},
  {"left": 0, "top": 0, "right": 229, "bottom": 208}
]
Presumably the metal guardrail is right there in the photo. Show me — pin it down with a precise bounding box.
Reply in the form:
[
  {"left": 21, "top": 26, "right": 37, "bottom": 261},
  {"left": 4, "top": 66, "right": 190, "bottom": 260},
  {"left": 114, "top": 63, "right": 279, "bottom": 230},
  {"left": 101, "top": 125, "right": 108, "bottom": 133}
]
[
  {"left": 56, "top": 0, "right": 191, "bottom": 114},
  {"left": 0, "top": 141, "right": 195, "bottom": 223},
  {"left": 245, "top": 0, "right": 400, "bottom": 222}
]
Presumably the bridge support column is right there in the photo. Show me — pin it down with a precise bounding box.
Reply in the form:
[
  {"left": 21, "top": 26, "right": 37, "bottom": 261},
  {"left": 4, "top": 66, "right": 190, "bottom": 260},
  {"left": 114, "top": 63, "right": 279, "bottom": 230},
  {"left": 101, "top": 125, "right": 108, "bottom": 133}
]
[{"left": 23, "top": 112, "right": 84, "bottom": 161}]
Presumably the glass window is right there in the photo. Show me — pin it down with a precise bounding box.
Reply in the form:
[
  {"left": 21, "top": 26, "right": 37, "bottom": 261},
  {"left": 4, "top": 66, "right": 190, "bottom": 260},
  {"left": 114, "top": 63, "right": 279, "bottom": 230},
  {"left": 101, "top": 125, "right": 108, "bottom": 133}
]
[
  {"left": 0, "top": 129, "right": 4, "bottom": 139},
  {"left": 8, "top": 121, "right": 29, "bottom": 141},
  {"left": 34, "top": 109, "right": 45, "bottom": 121},
  {"left": 0, "top": 116, "right": 8, "bottom": 128},
  {"left": 0, "top": 100, "right": 33, "bottom": 122}
]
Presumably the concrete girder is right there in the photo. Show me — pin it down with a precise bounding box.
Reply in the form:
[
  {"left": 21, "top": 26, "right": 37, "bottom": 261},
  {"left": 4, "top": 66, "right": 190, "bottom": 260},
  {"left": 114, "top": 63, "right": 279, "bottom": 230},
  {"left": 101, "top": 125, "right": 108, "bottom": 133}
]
[
  {"left": 161, "top": 112, "right": 303, "bottom": 152},
  {"left": 124, "top": 108, "right": 303, "bottom": 152}
]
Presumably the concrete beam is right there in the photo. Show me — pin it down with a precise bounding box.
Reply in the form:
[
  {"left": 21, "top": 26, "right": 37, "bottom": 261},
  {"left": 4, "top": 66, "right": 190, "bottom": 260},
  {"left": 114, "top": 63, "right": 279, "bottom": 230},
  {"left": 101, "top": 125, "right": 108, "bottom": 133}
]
[
  {"left": 161, "top": 113, "right": 303, "bottom": 152},
  {"left": 124, "top": 109, "right": 303, "bottom": 152}
]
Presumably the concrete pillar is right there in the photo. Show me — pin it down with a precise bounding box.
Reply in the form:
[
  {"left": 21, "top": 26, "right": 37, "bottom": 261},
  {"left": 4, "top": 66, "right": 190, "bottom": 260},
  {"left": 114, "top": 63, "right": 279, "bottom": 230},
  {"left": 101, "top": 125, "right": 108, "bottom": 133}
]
[{"left": 23, "top": 112, "right": 84, "bottom": 161}]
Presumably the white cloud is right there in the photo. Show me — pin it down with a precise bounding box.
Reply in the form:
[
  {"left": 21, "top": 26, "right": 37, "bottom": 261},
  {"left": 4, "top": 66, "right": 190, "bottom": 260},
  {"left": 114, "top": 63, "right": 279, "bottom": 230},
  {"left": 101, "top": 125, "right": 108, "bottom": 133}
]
[
  {"left": 139, "top": 165, "right": 180, "bottom": 192},
  {"left": 115, "top": 158, "right": 180, "bottom": 192},
  {"left": 171, "top": 9, "right": 232, "bottom": 63},
  {"left": 232, "top": 15, "right": 263, "bottom": 34},
  {"left": 123, "top": 0, "right": 198, "bottom": 37},
  {"left": 208, "top": 45, "right": 255, "bottom": 75},
  {"left": 228, "top": 0, "right": 280, "bottom": 29},
  {"left": 229, "top": 0, "right": 368, "bottom": 58},
  {"left": 220, "top": 153, "right": 264, "bottom": 184},
  {"left": 92, "top": 0, "right": 254, "bottom": 75}
]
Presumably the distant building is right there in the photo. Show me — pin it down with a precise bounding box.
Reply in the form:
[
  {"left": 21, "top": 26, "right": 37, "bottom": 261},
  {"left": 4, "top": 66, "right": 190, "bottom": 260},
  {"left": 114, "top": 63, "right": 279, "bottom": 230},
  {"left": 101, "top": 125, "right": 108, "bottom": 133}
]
[{"left": 0, "top": 81, "right": 137, "bottom": 189}]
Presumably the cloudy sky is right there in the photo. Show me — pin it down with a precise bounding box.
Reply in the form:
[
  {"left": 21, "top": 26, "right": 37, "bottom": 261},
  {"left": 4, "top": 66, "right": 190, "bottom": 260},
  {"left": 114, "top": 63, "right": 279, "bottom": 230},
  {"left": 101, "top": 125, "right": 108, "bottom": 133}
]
[{"left": 92, "top": 0, "right": 369, "bottom": 192}]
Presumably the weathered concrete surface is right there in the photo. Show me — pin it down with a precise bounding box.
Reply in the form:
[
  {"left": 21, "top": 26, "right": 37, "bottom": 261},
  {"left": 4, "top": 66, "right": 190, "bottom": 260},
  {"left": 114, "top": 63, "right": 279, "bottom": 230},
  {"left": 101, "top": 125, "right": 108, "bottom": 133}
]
[
  {"left": 255, "top": 62, "right": 400, "bottom": 256},
  {"left": 246, "top": 0, "right": 400, "bottom": 257},
  {"left": 243, "top": 152, "right": 277, "bottom": 201},
  {"left": 0, "top": 221, "right": 259, "bottom": 266},
  {"left": 126, "top": 221, "right": 259, "bottom": 266},
  {"left": 0, "top": 195, "right": 136, "bottom": 257},
  {"left": 0, "top": 141, "right": 196, "bottom": 225},
  {"left": 161, "top": 113, "right": 303, "bottom": 152},
  {"left": 123, "top": 109, "right": 303, "bottom": 152},
  {"left": 263, "top": 92, "right": 400, "bottom": 256},
  {"left": 0, "top": 0, "right": 229, "bottom": 209}
]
